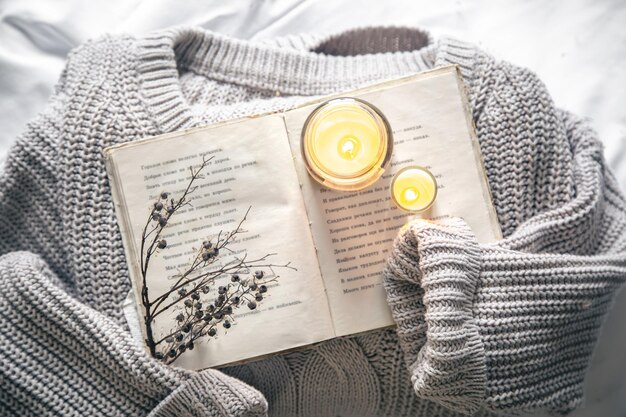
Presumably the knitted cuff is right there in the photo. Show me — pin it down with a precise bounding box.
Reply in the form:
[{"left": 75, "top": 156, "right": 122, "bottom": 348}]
[
  {"left": 383, "top": 217, "right": 486, "bottom": 415},
  {"left": 149, "top": 370, "right": 268, "bottom": 417}
]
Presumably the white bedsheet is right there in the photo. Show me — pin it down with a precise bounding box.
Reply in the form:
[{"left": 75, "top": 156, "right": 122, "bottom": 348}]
[{"left": 1, "top": 1, "right": 625, "bottom": 415}]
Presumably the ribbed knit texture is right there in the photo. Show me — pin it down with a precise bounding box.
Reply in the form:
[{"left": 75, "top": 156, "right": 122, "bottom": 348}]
[
  {"left": 383, "top": 69, "right": 626, "bottom": 415},
  {"left": 0, "top": 25, "right": 624, "bottom": 417}
]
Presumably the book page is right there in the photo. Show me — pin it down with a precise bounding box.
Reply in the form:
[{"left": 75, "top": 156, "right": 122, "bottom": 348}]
[
  {"left": 104, "top": 115, "right": 334, "bottom": 369},
  {"left": 284, "top": 66, "right": 501, "bottom": 336}
]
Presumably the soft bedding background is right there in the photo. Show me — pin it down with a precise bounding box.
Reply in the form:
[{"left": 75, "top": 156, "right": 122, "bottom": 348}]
[{"left": 1, "top": 0, "right": 625, "bottom": 415}]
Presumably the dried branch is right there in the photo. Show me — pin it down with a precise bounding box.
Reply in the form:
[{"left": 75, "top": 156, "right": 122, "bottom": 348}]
[{"left": 138, "top": 155, "right": 296, "bottom": 363}]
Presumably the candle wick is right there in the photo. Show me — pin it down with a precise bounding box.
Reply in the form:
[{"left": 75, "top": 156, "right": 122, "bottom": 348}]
[
  {"left": 339, "top": 136, "right": 360, "bottom": 160},
  {"left": 404, "top": 187, "right": 419, "bottom": 202}
]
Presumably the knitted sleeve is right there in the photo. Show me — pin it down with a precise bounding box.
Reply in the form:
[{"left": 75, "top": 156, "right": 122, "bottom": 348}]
[
  {"left": 0, "top": 69, "right": 69, "bottom": 281},
  {"left": 0, "top": 45, "right": 268, "bottom": 416},
  {"left": 383, "top": 102, "right": 626, "bottom": 414},
  {"left": 0, "top": 250, "right": 268, "bottom": 416}
]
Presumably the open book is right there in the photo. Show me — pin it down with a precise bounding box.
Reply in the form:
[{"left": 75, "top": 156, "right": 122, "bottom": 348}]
[{"left": 104, "top": 65, "right": 501, "bottom": 370}]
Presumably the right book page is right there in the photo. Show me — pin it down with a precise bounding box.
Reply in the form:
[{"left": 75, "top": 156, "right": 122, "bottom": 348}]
[{"left": 284, "top": 66, "right": 501, "bottom": 336}]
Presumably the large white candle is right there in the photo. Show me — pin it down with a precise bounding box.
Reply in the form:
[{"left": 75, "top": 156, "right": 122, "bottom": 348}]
[{"left": 301, "top": 98, "right": 392, "bottom": 191}]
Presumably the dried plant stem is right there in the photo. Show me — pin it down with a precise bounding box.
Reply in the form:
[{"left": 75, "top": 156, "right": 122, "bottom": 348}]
[{"left": 138, "top": 155, "right": 296, "bottom": 363}]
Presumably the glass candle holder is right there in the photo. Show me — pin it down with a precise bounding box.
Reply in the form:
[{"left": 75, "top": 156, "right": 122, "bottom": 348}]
[
  {"left": 391, "top": 166, "right": 438, "bottom": 212},
  {"left": 301, "top": 98, "right": 393, "bottom": 191}
]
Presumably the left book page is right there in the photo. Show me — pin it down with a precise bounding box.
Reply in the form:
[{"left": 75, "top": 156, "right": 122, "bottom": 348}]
[{"left": 103, "top": 115, "right": 335, "bottom": 369}]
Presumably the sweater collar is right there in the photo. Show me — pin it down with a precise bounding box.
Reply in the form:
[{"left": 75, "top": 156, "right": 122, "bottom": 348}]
[{"left": 136, "top": 26, "right": 478, "bottom": 133}]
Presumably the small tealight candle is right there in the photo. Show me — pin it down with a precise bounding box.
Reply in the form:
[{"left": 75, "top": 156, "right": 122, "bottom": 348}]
[
  {"left": 302, "top": 98, "right": 393, "bottom": 191},
  {"left": 391, "top": 166, "right": 438, "bottom": 212}
]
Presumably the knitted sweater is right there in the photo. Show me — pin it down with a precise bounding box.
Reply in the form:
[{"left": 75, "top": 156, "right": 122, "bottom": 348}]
[{"left": 0, "top": 25, "right": 624, "bottom": 417}]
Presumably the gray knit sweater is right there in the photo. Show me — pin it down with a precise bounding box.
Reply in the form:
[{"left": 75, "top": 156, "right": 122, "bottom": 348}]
[{"left": 0, "top": 26, "right": 624, "bottom": 417}]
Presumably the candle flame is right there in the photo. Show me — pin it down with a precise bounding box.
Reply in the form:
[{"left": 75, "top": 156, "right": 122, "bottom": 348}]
[
  {"left": 403, "top": 187, "right": 420, "bottom": 202},
  {"left": 338, "top": 136, "right": 360, "bottom": 160}
]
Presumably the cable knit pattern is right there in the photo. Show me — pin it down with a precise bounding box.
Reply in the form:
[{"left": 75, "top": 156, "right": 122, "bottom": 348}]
[{"left": 0, "top": 25, "right": 624, "bottom": 417}]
